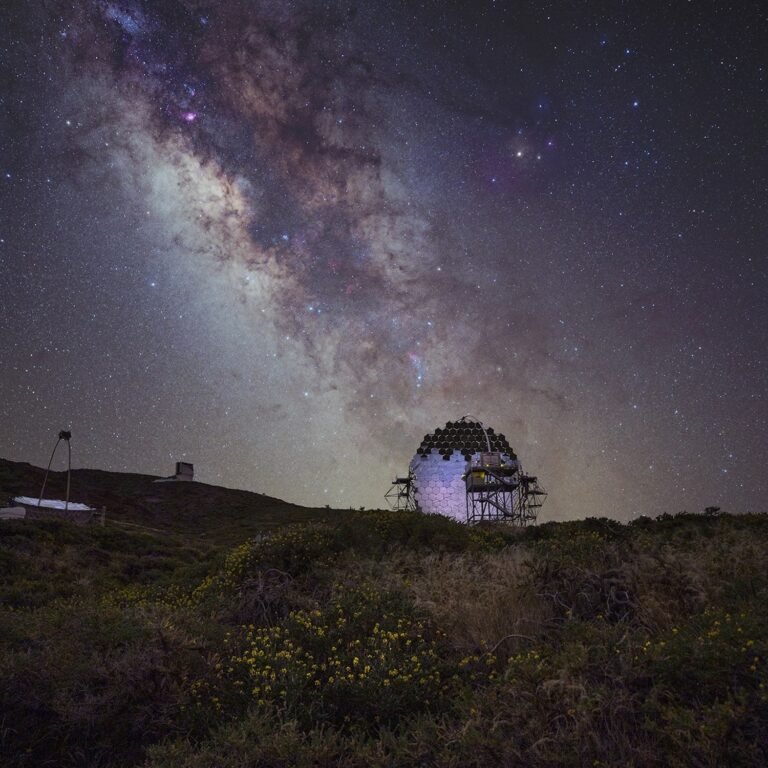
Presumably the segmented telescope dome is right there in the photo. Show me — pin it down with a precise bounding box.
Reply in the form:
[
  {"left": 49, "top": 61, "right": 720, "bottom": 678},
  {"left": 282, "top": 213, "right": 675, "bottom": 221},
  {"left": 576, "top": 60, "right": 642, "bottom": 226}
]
[
  {"left": 409, "top": 419, "right": 519, "bottom": 521},
  {"left": 413, "top": 420, "right": 517, "bottom": 462}
]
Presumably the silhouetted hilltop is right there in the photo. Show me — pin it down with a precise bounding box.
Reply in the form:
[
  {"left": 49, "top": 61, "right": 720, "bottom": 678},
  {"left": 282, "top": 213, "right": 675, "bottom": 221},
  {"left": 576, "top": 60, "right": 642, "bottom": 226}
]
[{"left": 0, "top": 458, "right": 347, "bottom": 540}]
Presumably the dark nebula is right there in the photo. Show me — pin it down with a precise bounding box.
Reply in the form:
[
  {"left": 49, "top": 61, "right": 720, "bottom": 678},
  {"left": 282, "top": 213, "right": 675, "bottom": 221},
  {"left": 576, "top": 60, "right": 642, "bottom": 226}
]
[{"left": 1, "top": 0, "right": 766, "bottom": 517}]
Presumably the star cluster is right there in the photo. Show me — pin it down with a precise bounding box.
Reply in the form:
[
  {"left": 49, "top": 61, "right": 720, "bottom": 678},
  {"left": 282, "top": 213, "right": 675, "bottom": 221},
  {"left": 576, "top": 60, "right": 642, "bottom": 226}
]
[{"left": 1, "top": 0, "right": 766, "bottom": 518}]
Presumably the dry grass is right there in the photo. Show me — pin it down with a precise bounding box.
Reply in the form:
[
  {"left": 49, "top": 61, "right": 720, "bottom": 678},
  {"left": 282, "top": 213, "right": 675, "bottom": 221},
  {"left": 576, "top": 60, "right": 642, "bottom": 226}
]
[
  {"left": 399, "top": 548, "right": 552, "bottom": 654},
  {"left": 2, "top": 511, "right": 768, "bottom": 767}
]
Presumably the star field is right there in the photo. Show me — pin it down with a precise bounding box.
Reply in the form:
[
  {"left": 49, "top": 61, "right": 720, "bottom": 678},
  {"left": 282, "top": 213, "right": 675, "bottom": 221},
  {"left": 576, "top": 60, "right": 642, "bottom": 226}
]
[{"left": 1, "top": 0, "right": 766, "bottom": 519}]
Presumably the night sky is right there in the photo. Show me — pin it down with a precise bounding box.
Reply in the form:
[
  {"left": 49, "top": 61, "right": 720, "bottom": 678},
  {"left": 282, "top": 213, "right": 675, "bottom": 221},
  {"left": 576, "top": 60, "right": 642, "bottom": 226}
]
[{"left": 1, "top": 0, "right": 766, "bottom": 519}]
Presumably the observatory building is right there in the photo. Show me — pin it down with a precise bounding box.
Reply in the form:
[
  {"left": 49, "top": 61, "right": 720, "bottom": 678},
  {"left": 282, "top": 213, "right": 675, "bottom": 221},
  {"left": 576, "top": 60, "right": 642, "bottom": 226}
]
[
  {"left": 387, "top": 416, "right": 545, "bottom": 525},
  {"left": 153, "top": 462, "right": 195, "bottom": 483}
]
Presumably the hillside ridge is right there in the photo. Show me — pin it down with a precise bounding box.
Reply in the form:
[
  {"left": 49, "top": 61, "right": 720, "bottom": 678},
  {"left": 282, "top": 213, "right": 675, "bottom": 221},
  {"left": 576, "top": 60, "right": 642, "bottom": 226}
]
[{"left": 0, "top": 457, "right": 346, "bottom": 538}]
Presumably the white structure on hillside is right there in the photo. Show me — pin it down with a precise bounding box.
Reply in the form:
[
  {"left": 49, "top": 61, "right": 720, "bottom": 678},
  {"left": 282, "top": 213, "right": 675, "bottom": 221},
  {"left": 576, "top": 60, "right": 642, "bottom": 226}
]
[
  {"left": 154, "top": 462, "right": 194, "bottom": 483},
  {"left": 3, "top": 496, "right": 100, "bottom": 524}
]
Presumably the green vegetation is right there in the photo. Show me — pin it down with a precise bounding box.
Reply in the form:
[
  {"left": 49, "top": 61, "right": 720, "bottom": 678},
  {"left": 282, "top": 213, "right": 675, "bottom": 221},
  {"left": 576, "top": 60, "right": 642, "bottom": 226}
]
[{"left": 2, "top": 509, "right": 767, "bottom": 767}]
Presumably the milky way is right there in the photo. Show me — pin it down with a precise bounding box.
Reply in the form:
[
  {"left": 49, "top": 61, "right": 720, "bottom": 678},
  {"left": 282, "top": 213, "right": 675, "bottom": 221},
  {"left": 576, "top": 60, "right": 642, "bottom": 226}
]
[{"left": 1, "top": 0, "right": 766, "bottom": 518}]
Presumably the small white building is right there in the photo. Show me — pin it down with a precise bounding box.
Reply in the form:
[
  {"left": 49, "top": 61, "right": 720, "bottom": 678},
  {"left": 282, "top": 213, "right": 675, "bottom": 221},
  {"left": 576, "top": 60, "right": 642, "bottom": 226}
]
[
  {"left": 0, "top": 507, "right": 26, "bottom": 520},
  {"left": 174, "top": 462, "right": 194, "bottom": 481},
  {"left": 154, "top": 462, "right": 194, "bottom": 483}
]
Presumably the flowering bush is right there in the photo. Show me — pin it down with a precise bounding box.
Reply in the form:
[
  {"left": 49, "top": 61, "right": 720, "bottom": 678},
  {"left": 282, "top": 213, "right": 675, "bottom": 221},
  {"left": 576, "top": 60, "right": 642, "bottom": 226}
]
[{"left": 220, "top": 583, "right": 489, "bottom": 728}]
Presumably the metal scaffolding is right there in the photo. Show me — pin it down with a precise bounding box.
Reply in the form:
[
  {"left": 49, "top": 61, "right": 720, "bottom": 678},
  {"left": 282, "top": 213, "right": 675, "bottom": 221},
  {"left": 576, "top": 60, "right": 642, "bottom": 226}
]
[
  {"left": 465, "top": 452, "right": 546, "bottom": 525},
  {"left": 385, "top": 473, "right": 417, "bottom": 512}
]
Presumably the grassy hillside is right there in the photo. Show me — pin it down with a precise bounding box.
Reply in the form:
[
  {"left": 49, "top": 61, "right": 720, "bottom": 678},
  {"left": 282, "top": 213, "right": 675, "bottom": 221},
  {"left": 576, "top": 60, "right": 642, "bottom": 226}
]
[
  {"left": 1, "top": 462, "right": 767, "bottom": 766},
  {"left": 0, "top": 458, "right": 347, "bottom": 541}
]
